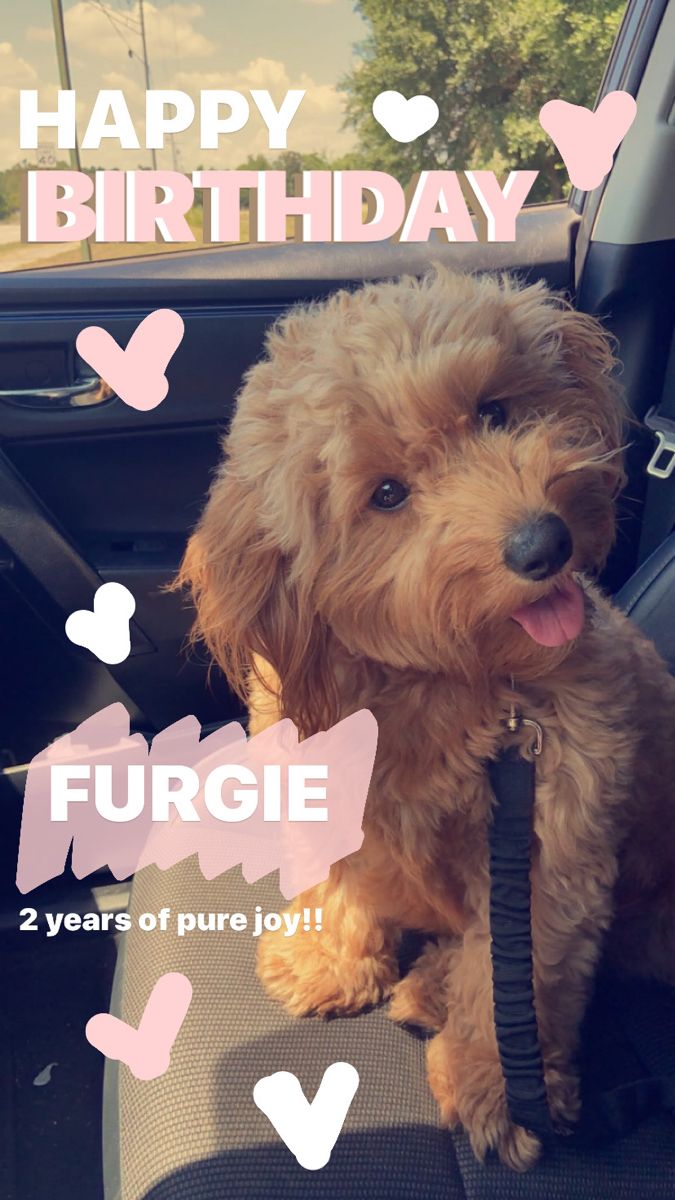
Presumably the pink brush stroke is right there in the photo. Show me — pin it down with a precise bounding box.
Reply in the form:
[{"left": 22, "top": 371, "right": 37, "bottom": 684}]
[
  {"left": 86, "top": 972, "right": 192, "bottom": 1080},
  {"left": 16, "top": 703, "right": 377, "bottom": 898},
  {"left": 539, "top": 91, "right": 637, "bottom": 191},
  {"left": 76, "top": 309, "right": 184, "bottom": 412}
]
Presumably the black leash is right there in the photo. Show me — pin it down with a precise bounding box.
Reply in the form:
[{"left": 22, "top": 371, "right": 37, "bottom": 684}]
[
  {"left": 488, "top": 740, "right": 553, "bottom": 1139},
  {"left": 488, "top": 711, "right": 675, "bottom": 1146}
]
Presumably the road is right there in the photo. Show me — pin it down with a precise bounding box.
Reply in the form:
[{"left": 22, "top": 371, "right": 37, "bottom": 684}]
[
  {"left": 0, "top": 223, "right": 21, "bottom": 244},
  {"left": 0, "top": 221, "right": 254, "bottom": 272}
]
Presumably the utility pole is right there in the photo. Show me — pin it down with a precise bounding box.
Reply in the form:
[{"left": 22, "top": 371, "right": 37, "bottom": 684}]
[
  {"left": 50, "top": 0, "right": 91, "bottom": 261},
  {"left": 170, "top": 133, "right": 180, "bottom": 171},
  {"left": 138, "top": 0, "right": 158, "bottom": 170}
]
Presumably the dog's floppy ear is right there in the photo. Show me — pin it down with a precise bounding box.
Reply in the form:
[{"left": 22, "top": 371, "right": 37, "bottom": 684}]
[
  {"left": 506, "top": 279, "right": 625, "bottom": 463},
  {"left": 176, "top": 465, "right": 339, "bottom": 737},
  {"left": 555, "top": 304, "right": 625, "bottom": 463}
]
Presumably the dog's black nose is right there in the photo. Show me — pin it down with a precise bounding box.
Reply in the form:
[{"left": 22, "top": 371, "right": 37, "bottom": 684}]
[{"left": 504, "top": 513, "right": 573, "bottom": 581}]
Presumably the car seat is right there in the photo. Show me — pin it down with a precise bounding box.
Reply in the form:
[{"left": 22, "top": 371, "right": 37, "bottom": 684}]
[{"left": 103, "top": 533, "right": 675, "bottom": 1200}]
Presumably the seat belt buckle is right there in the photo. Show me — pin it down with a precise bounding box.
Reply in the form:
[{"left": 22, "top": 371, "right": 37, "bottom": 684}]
[{"left": 645, "top": 407, "right": 675, "bottom": 479}]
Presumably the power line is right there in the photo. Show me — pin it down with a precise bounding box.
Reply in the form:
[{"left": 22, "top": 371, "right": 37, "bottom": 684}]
[
  {"left": 84, "top": 0, "right": 138, "bottom": 58},
  {"left": 81, "top": 0, "right": 156, "bottom": 170},
  {"left": 83, "top": 0, "right": 144, "bottom": 65},
  {"left": 105, "top": 4, "right": 140, "bottom": 29},
  {"left": 90, "top": 0, "right": 141, "bottom": 29}
]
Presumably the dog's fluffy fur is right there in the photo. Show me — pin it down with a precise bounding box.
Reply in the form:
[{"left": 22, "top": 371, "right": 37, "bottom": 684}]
[{"left": 179, "top": 269, "right": 675, "bottom": 1170}]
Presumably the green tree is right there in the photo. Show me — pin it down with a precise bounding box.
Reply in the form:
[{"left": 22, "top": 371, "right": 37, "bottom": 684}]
[
  {"left": 0, "top": 163, "right": 29, "bottom": 219},
  {"left": 234, "top": 152, "right": 336, "bottom": 207},
  {"left": 236, "top": 153, "right": 273, "bottom": 172},
  {"left": 0, "top": 186, "right": 11, "bottom": 221},
  {"left": 341, "top": 0, "right": 625, "bottom": 201},
  {"left": 0, "top": 159, "right": 76, "bottom": 221}
]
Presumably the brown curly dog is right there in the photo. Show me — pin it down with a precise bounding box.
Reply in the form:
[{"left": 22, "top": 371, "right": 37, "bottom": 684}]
[{"left": 178, "top": 269, "right": 675, "bottom": 1170}]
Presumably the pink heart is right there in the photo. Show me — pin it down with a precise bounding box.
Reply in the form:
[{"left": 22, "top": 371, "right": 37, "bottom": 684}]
[
  {"left": 539, "top": 91, "right": 637, "bottom": 191},
  {"left": 76, "top": 308, "right": 184, "bottom": 412},
  {"left": 86, "top": 972, "right": 192, "bottom": 1080}
]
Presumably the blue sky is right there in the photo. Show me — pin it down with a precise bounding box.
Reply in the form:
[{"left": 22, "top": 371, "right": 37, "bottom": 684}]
[{"left": 0, "top": 1, "right": 366, "bottom": 170}]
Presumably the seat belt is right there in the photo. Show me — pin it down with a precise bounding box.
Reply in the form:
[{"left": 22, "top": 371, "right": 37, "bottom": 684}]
[
  {"left": 488, "top": 734, "right": 675, "bottom": 1147},
  {"left": 638, "top": 341, "right": 675, "bottom": 561}
]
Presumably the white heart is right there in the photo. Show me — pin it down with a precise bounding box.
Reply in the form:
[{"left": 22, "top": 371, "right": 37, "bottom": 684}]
[
  {"left": 65, "top": 581, "right": 135, "bottom": 665},
  {"left": 372, "top": 91, "right": 439, "bottom": 143},
  {"left": 253, "top": 1062, "right": 359, "bottom": 1170}
]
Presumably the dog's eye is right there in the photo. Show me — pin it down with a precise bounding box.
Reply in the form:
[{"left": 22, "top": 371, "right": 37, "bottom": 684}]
[
  {"left": 370, "top": 479, "right": 410, "bottom": 511},
  {"left": 477, "top": 401, "right": 507, "bottom": 429}
]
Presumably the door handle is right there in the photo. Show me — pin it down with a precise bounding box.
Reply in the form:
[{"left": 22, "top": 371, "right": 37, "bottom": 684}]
[{"left": 0, "top": 377, "right": 114, "bottom": 410}]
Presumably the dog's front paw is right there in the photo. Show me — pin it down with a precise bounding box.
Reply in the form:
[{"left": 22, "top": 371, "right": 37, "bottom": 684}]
[
  {"left": 470, "top": 1114, "right": 541, "bottom": 1174},
  {"left": 545, "top": 1062, "right": 580, "bottom": 1133},
  {"left": 431, "top": 1037, "right": 541, "bottom": 1172},
  {"left": 257, "top": 927, "right": 398, "bottom": 1017},
  {"left": 426, "top": 1028, "right": 460, "bottom": 1128},
  {"left": 389, "top": 940, "right": 449, "bottom": 1032}
]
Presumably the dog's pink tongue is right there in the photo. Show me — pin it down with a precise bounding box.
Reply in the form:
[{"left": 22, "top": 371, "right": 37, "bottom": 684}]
[{"left": 511, "top": 578, "right": 585, "bottom": 647}]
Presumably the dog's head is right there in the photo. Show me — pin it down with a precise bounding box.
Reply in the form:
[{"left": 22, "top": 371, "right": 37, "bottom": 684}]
[{"left": 180, "top": 269, "right": 624, "bottom": 732}]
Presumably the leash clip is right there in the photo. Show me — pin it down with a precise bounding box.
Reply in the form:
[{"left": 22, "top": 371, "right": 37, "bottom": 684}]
[
  {"left": 506, "top": 687, "right": 544, "bottom": 756},
  {"left": 520, "top": 717, "right": 544, "bottom": 756}
]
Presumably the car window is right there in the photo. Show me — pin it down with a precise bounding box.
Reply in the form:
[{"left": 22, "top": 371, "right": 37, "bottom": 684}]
[{"left": 0, "top": 0, "right": 626, "bottom": 273}]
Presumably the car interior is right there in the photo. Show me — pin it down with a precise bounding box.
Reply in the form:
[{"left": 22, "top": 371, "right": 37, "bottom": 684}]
[{"left": 1, "top": 0, "right": 675, "bottom": 1196}]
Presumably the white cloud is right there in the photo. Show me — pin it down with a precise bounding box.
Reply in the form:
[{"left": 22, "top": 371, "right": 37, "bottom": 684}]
[
  {"left": 0, "top": 42, "right": 37, "bottom": 88},
  {"left": 169, "top": 57, "right": 353, "bottom": 167},
  {"left": 101, "top": 70, "right": 145, "bottom": 100},
  {"left": 135, "top": 2, "right": 215, "bottom": 61},
  {"left": 25, "top": 26, "right": 55, "bottom": 45},
  {"left": 0, "top": 43, "right": 41, "bottom": 169}
]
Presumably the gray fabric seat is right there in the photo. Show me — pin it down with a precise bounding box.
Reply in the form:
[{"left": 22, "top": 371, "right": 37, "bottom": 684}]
[
  {"left": 104, "top": 866, "right": 464, "bottom": 1200},
  {"left": 105, "top": 534, "right": 675, "bottom": 1199},
  {"left": 104, "top": 864, "right": 675, "bottom": 1200}
]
